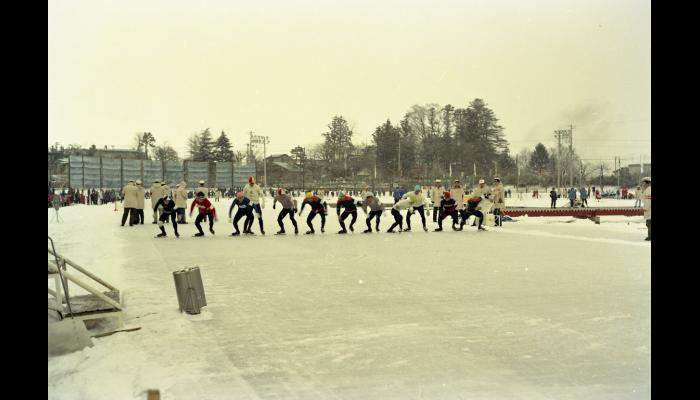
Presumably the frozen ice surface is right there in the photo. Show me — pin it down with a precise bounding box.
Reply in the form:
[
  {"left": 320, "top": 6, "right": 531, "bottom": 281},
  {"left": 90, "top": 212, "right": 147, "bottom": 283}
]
[{"left": 48, "top": 195, "right": 650, "bottom": 399}]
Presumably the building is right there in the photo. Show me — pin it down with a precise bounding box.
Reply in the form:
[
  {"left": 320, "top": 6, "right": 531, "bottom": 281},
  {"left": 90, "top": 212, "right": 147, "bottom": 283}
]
[
  {"left": 617, "top": 163, "right": 652, "bottom": 186},
  {"left": 260, "top": 154, "right": 300, "bottom": 188},
  {"left": 95, "top": 148, "right": 144, "bottom": 159}
]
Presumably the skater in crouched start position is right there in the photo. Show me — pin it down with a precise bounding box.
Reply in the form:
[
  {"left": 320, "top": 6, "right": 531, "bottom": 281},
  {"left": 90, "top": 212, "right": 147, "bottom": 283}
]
[
  {"left": 404, "top": 185, "right": 431, "bottom": 232},
  {"left": 459, "top": 194, "right": 486, "bottom": 231},
  {"left": 336, "top": 192, "right": 360, "bottom": 234},
  {"left": 190, "top": 191, "right": 217, "bottom": 237},
  {"left": 273, "top": 187, "right": 299, "bottom": 235},
  {"left": 359, "top": 193, "right": 384, "bottom": 233},
  {"left": 153, "top": 194, "right": 179, "bottom": 238},
  {"left": 387, "top": 196, "right": 412, "bottom": 233},
  {"left": 299, "top": 191, "right": 326, "bottom": 234},
  {"left": 228, "top": 191, "right": 253, "bottom": 236},
  {"left": 435, "top": 191, "right": 459, "bottom": 231}
]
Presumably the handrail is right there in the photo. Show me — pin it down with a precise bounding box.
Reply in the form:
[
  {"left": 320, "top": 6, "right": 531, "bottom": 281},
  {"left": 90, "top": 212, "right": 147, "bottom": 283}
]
[
  {"left": 47, "top": 249, "right": 117, "bottom": 292},
  {"left": 48, "top": 236, "right": 74, "bottom": 318}
]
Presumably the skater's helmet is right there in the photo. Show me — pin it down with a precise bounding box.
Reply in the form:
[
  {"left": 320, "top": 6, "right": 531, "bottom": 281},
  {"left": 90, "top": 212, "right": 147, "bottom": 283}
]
[
  {"left": 338, "top": 191, "right": 345, "bottom": 198},
  {"left": 414, "top": 184, "right": 421, "bottom": 192},
  {"left": 248, "top": 176, "right": 255, "bottom": 184},
  {"left": 305, "top": 191, "right": 313, "bottom": 199},
  {"left": 199, "top": 180, "right": 205, "bottom": 185},
  {"left": 443, "top": 191, "right": 451, "bottom": 198},
  {"left": 642, "top": 177, "right": 651, "bottom": 183},
  {"left": 478, "top": 179, "right": 485, "bottom": 184},
  {"left": 135, "top": 180, "right": 142, "bottom": 185}
]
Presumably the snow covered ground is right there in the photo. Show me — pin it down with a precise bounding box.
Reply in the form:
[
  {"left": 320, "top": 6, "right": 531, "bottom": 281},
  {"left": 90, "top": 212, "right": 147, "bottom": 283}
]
[{"left": 48, "top": 195, "right": 650, "bottom": 400}]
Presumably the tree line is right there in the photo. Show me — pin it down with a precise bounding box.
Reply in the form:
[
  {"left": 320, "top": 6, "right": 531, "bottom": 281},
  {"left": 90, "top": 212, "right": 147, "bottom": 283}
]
[{"left": 49, "top": 97, "right": 632, "bottom": 186}]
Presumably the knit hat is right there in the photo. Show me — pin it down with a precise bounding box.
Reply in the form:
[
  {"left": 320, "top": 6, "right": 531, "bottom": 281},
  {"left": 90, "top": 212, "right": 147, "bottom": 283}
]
[{"left": 199, "top": 180, "right": 205, "bottom": 185}]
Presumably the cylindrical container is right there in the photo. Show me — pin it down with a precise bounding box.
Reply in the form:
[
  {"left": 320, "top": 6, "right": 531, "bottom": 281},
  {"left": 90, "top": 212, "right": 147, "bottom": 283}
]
[{"left": 173, "top": 266, "right": 207, "bottom": 313}]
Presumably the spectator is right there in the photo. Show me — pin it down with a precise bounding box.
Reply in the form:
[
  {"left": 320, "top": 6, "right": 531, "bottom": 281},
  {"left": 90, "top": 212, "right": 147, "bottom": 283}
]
[
  {"left": 580, "top": 187, "right": 588, "bottom": 207},
  {"left": 568, "top": 187, "right": 577, "bottom": 207},
  {"left": 641, "top": 177, "right": 651, "bottom": 240},
  {"left": 549, "top": 187, "right": 557, "bottom": 208}
]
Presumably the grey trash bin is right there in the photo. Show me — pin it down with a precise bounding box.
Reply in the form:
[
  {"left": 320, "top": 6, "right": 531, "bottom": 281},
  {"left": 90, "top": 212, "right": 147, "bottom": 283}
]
[{"left": 173, "top": 266, "right": 207, "bottom": 314}]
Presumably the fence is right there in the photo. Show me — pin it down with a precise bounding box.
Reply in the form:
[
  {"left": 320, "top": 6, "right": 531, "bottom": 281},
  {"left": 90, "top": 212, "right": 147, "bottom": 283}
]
[{"left": 67, "top": 156, "right": 255, "bottom": 189}]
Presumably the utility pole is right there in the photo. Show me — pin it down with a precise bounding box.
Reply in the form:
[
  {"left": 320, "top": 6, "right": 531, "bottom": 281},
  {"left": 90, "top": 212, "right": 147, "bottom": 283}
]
[
  {"left": 569, "top": 124, "right": 575, "bottom": 151},
  {"left": 251, "top": 134, "right": 269, "bottom": 188},
  {"left": 554, "top": 129, "right": 566, "bottom": 188},
  {"left": 247, "top": 131, "right": 255, "bottom": 165},
  {"left": 568, "top": 124, "right": 575, "bottom": 188}
]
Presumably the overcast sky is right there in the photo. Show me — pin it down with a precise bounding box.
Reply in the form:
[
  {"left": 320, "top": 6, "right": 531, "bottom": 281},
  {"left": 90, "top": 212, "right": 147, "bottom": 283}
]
[{"left": 48, "top": 0, "right": 650, "bottom": 167}]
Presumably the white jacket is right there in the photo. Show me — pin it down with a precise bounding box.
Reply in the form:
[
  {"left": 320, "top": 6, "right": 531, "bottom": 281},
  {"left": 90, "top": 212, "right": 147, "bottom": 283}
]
[
  {"left": 405, "top": 191, "right": 431, "bottom": 208},
  {"left": 393, "top": 198, "right": 413, "bottom": 211},
  {"left": 491, "top": 183, "right": 505, "bottom": 209},
  {"left": 430, "top": 186, "right": 445, "bottom": 204},
  {"left": 161, "top": 184, "right": 171, "bottom": 199},
  {"left": 122, "top": 183, "right": 139, "bottom": 208},
  {"left": 150, "top": 184, "right": 162, "bottom": 207},
  {"left": 643, "top": 185, "right": 651, "bottom": 220},
  {"left": 450, "top": 186, "right": 465, "bottom": 209},
  {"left": 470, "top": 185, "right": 490, "bottom": 211},
  {"left": 174, "top": 185, "right": 188, "bottom": 208},
  {"left": 136, "top": 185, "right": 145, "bottom": 209},
  {"left": 243, "top": 183, "right": 266, "bottom": 206}
]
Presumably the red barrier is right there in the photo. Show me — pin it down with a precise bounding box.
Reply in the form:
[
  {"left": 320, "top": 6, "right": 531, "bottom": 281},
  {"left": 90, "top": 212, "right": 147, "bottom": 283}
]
[{"left": 504, "top": 207, "right": 643, "bottom": 218}]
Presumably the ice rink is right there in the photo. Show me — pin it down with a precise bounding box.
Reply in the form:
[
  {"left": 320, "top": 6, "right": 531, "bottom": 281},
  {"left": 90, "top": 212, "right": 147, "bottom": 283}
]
[{"left": 48, "top": 195, "right": 650, "bottom": 399}]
